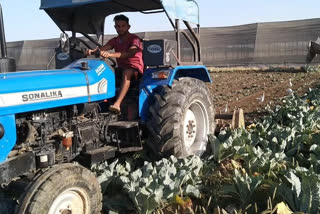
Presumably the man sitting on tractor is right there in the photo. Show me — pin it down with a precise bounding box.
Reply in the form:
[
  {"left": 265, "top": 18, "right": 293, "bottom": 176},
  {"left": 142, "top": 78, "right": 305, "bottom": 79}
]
[{"left": 87, "top": 14, "right": 144, "bottom": 114}]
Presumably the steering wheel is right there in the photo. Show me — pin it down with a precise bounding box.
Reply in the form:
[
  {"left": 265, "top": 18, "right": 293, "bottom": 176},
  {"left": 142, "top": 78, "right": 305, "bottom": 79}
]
[
  {"left": 91, "top": 49, "right": 117, "bottom": 68},
  {"left": 68, "top": 37, "right": 92, "bottom": 59}
]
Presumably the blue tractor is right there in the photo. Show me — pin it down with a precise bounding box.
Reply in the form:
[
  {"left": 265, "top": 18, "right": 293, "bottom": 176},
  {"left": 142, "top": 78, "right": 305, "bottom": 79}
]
[{"left": 0, "top": 0, "right": 214, "bottom": 213}]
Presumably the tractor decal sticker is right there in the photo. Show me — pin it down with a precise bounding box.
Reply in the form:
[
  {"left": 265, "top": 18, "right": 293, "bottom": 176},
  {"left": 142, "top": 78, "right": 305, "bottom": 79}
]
[
  {"left": 95, "top": 64, "right": 106, "bottom": 76},
  {"left": 0, "top": 79, "right": 108, "bottom": 107},
  {"left": 147, "top": 45, "right": 162, "bottom": 54},
  {"left": 56, "top": 53, "right": 70, "bottom": 61},
  {"left": 97, "top": 78, "right": 108, "bottom": 94},
  {"left": 22, "top": 91, "right": 63, "bottom": 102}
]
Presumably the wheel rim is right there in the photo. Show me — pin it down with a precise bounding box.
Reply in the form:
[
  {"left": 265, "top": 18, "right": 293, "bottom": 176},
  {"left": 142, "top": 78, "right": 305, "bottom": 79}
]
[
  {"left": 183, "top": 99, "right": 209, "bottom": 156},
  {"left": 48, "top": 187, "right": 89, "bottom": 214}
]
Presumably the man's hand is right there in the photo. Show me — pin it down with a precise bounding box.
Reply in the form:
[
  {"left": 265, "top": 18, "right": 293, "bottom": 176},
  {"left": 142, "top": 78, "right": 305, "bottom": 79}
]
[
  {"left": 100, "top": 51, "right": 112, "bottom": 58},
  {"left": 85, "top": 47, "right": 99, "bottom": 56}
]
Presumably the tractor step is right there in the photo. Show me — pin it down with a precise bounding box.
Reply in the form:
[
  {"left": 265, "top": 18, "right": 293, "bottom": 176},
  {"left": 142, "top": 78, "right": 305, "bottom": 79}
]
[
  {"left": 80, "top": 145, "right": 117, "bottom": 166},
  {"left": 108, "top": 121, "right": 142, "bottom": 152}
]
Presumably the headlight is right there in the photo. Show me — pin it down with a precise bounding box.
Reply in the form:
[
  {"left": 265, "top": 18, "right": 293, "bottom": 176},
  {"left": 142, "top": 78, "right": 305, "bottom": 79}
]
[{"left": 151, "top": 70, "right": 170, "bottom": 79}]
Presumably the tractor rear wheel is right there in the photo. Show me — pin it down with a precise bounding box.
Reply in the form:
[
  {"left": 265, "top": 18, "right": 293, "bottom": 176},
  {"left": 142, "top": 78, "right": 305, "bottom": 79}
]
[
  {"left": 147, "top": 77, "right": 215, "bottom": 157},
  {"left": 15, "top": 163, "right": 102, "bottom": 214}
]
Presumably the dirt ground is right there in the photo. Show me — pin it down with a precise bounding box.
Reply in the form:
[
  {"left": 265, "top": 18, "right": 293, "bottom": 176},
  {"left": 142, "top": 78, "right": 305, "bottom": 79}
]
[{"left": 207, "top": 66, "right": 320, "bottom": 124}]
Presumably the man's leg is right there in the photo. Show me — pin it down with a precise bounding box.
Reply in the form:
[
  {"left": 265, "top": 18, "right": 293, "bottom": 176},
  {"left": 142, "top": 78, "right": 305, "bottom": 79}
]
[{"left": 111, "top": 68, "right": 134, "bottom": 111}]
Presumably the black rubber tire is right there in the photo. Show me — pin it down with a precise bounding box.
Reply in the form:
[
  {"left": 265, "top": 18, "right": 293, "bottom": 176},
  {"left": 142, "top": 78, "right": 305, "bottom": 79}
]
[
  {"left": 147, "top": 77, "right": 215, "bottom": 157},
  {"left": 15, "top": 163, "right": 102, "bottom": 214}
]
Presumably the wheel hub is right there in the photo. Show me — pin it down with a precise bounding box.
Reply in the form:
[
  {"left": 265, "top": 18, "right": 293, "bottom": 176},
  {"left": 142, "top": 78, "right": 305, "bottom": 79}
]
[
  {"left": 60, "top": 210, "right": 72, "bottom": 214},
  {"left": 183, "top": 109, "right": 197, "bottom": 149},
  {"left": 183, "top": 100, "right": 209, "bottom": 155},
  {"left": 49, "top": 187, "right": 89, "bottom": 214},
  {"left": 186, "top": 120, "right": 196, "bottom": 138}
]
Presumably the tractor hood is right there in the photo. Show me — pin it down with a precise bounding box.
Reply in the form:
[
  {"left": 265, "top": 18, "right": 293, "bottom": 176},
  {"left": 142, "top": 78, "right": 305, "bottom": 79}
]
[
  {"left": 0, "top": 59, "right": 115, "bottom": 116},
  {"left": 40, "top": 0, "right": 199, "bottom": 35}
]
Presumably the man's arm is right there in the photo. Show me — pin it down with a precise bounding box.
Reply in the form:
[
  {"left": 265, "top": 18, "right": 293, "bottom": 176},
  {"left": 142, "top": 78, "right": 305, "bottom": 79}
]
[
  {"left": 102, "top": 46, "right": 138, "bottom": 59},
  {"left": 100, "top": 44, "right": 113, "bottom": 51},
  {"left": 86, "top": 43, "right": 112, "bottom": 56}
]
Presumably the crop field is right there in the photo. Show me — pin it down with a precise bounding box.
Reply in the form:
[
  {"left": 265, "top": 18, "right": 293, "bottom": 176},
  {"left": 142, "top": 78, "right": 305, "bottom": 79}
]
[
  {"left": 209, "top": 65, "right": 320, "bottom": 123},
  {"left": 1, "top": 65, "right": 320, "bottom": 213}
]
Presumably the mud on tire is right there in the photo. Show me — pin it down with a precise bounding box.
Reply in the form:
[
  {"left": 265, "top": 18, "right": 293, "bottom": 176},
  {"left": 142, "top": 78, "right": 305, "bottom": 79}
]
[
  {"left": 15, "top": 163, "right": 102, "bottom": 214},
  {"left": 147, "top": 77, "right": 215, "bottom": 157}
]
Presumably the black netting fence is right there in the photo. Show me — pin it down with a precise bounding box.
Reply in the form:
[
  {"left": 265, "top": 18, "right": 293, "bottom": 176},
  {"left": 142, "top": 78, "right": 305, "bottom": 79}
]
[{"left": 6, "top": 18, "right": 320, "bottom": 71}]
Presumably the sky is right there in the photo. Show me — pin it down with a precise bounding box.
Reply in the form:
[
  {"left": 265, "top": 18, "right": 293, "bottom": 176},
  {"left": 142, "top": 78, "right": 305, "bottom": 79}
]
[{"left": 1, "top": 0, "right": 320, "bottom": 42}]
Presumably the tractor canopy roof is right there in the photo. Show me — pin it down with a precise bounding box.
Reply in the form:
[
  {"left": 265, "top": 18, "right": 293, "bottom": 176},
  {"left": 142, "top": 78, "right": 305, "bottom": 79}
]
[{"left": 40, "top": 0, "right": 199, "bottom": 36}]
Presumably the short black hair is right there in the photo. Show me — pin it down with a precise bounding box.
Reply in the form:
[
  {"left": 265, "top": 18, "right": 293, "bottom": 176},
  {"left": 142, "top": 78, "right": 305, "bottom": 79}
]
[{"left": 113, "top": 15, "right": 129, "bottom": 24}]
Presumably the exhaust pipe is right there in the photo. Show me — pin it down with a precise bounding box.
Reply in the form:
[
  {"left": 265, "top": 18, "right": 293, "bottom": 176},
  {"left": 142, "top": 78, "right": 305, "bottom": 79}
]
[
  {"left": 0, "top": 3, "right": 16, "bottom": 73},
  {"left": 0, "top": 4, "right": 7, "bottom": 58},
  {"left": 306, "top": 37, "right": 320, "bottom": 63}
]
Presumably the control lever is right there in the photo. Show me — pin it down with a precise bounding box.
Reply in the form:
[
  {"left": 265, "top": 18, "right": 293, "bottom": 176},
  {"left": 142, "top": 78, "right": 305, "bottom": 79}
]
[{"left": 91, "top": 48, "right": 101, "bottom": 58}]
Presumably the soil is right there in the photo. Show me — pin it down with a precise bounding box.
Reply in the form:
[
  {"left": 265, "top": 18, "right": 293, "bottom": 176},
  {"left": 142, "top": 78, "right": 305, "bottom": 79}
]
[{"left": 207, "top": 67, "right": 320, "bottom": 125}]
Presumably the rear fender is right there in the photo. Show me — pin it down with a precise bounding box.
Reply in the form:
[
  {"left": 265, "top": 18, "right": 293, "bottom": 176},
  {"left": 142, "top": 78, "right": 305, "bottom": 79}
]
[
  {"left": 169, "top": 65, "right": 212, "bottom": 86},
  {"left": 0, "top": 115, "right": 16, "bottom": 163},
  {"left": 139, "top": 65, "right": 211, "bottom": 122}
]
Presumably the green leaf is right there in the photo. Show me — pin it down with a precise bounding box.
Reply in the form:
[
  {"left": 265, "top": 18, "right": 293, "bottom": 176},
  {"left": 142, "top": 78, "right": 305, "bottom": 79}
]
[
  {"left": 185, "top": 185, "right": 200, "bottom": 197},
  {"left": 285, "top": 171, "right": 301, "bottom": 197}
]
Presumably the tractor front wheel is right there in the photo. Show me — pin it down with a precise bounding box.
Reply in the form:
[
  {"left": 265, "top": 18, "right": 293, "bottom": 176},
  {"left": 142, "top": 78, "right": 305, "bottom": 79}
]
[
  {"left": 15, "top": 163, "right": 102, "bottom": 214},
  {"left": 147, "top": 77, "right": 215, "bottom": 157}
]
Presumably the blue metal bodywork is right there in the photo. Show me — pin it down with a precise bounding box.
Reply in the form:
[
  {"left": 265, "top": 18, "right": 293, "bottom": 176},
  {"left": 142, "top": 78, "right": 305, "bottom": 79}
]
[
  {"left": 0, "top": 59, "right": 115, "bottom": 162},
  {"left": 0, "top": 115, "right": 16, "bottom": 163},
  {"left": 161, "top": 0, "right": 199, "bottom": 24},
  {"left": 0, "top": 59, "right": 115, "bottom": 116}
]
